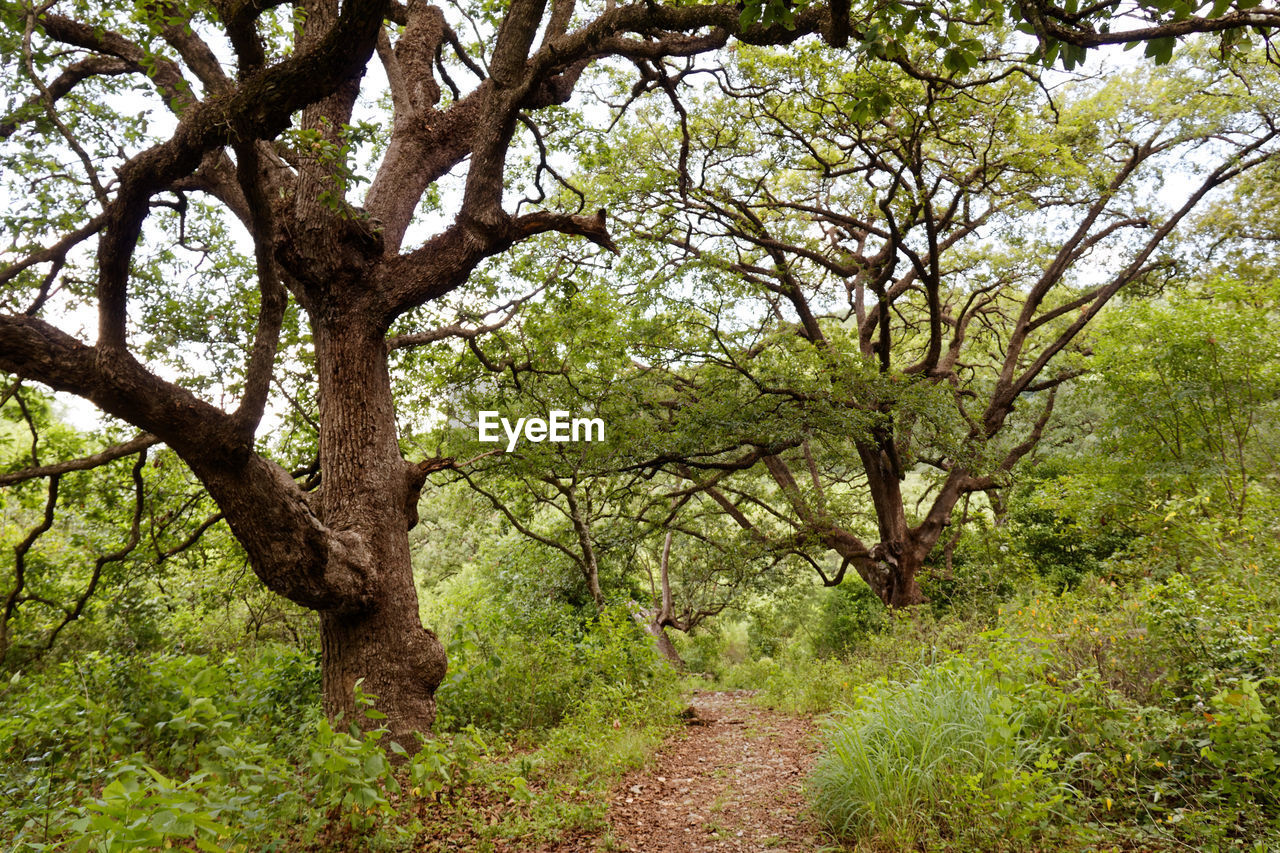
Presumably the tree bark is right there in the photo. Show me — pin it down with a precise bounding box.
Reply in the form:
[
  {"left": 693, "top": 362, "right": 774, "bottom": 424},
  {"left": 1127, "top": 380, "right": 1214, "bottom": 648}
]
[
  {"left": 320, "top": 598, "right": 445, "bottom": 743},
  {"left": 645, "top": 621, "right": 686, "bottom": 668},
  {"left": 875, "top": 546, "right": 925, "bottom": 608},
  {"left": 854, "top": 438, "right": 926, "bottom": 606},
  {"left": 311, "top": 309, "right": 446, "bottom": 739},
  {"left": 642, "top": 531, "right": 685, "bottom": 667}
]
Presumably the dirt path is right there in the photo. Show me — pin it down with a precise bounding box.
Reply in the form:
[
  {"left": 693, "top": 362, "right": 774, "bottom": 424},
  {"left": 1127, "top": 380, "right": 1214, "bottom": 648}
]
[{"left": 549, "top": 690, "right": 825, "bottom": 852}]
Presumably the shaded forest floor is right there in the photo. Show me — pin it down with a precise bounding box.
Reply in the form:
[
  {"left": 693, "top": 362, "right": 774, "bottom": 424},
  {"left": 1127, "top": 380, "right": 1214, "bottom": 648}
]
[{"left": 541, "top": 690, "right": 826, "bottom": 853}]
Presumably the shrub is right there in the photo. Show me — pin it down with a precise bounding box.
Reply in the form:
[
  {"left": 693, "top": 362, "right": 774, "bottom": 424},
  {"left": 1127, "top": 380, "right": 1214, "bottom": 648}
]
[
  {"left": 809, "top": 581, "right": 886, "bottom": 659},
  {"left": 745, "top": 653, "right": 852, "bottom": 715},
  {"left": 808, "top": 655, "right": 1072, "bottom": 850},
  {"left": 1049, "top": 669, "right": 1280, "bottom": 849},
  {"left": 0, "top": 647, "right": 412, "bottom": 851},
  {"left": 434, "top": 605, "right": 676, "bottom": 734}
]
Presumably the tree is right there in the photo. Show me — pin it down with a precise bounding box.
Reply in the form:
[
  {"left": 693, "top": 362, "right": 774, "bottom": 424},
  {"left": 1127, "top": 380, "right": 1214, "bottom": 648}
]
[
  {"left": 0, "top": 0, "right": 860, "bottom": 741},
  {"left": 1077, "top": 165, "right": 1280, "bottom": 528},
  {"left": 0, "top": 0, "right": 1277, "bottom": 742},
  {"left": 577, "top": 40, "right": 1280, "bottom": 605},
  {"left": 0, "top": 387, "right": 152, "bottom": 663},
  {"left": 425, "top": 292, "right": 788, "bottom": 666}
]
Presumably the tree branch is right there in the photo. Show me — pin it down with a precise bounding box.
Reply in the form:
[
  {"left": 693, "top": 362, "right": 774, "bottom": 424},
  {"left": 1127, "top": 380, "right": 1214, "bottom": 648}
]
[{"left": 0, "top": 433, "right": 159, "bottom": 487}]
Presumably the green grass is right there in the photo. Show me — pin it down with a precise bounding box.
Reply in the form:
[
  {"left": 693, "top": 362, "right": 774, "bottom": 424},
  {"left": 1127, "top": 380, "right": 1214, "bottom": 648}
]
[{"left": 807, "top": 658, "right": 1068, "bottom": 848}]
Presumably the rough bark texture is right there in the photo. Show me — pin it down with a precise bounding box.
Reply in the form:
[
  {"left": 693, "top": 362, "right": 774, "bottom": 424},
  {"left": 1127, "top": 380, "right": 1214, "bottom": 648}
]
[{"left": 310, "top": 314, "right": 448, "bottom": 737}]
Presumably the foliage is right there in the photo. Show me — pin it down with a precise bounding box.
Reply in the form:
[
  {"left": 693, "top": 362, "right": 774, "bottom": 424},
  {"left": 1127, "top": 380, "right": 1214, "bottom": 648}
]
[
  {"left": 1006, "top": 461, "right": 1136, "bottom": 591},
  {"left": 1, "top": 646, "right": 328, "bottom": 850},
  {"left": 435, "top": 602, "right": 679, "bottom": 734},
  {"left": 0, "top": 625, "right": 683, "bottom": 851},
  {"left": 809, "top": 652, "right": 1072, "bottom": 849},
  {"left": 1, "top": 0, "right": 1280, "bottom": 847},
  {"left": 809, "top": 581, "right": 888, "bottom": 658},
  {"left": 747, "top": 521, "right": 1280, "bottom": 850},
  {"left": 1089, "top": 277, "right": 1280, "bottom": 524},
  {"left": 1, "top": 389, "right": 314, "bottom": 665},
  {"left": 920, "top": 518, "right": 1028, "bottom": 616}
]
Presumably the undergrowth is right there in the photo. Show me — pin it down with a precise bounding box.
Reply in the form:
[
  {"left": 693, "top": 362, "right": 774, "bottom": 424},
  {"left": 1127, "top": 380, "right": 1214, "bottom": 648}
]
[
  {"left": 719, "top": 526, "right": 1280, "bottom": 851},
  {"left": 0, "top": 606, "right": 681, "bottom": 851},
  {"left": 809, "top": 654, "right": 1072, "bottom": 849}
]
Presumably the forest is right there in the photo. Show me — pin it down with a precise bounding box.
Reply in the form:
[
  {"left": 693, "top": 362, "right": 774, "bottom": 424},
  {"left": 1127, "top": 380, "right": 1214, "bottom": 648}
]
[{"left": 1, "top": 0, "right": 1279, "bottom": 848}]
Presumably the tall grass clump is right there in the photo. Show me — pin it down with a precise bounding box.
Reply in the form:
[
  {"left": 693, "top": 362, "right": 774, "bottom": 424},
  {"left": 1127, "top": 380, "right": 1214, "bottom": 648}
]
[{"left": 809, "top": 656, "right": 1071, "bottom": 849}]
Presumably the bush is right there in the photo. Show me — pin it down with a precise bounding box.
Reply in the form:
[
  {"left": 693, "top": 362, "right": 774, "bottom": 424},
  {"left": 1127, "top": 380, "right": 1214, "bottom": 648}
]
[
  {"left": 0, "top": 647, "right": 418, "bottom": 851},
  {"left": 809, "top": 581, "right": 886, "bottom": 658},
  {"left": 808, "top": 654, "right": 1072, "bottom": 850},
  {"left": 920, "top": 522, "right": 1029, "bottom": 616},
  {"left": 434, "top": 604, "right": 677, "bottom": 734},
  {"left": 1004, "top": 462, "right": 1135, "bottom": 592},
  {"left": 732, "top": 652, "right": 851, "bottom": 715},
  {"left": 1, "top": 600, "right": 684, "bottom": 850},
  {"left": 882, "top": 543, "right": 1280, "bottom": 851}
]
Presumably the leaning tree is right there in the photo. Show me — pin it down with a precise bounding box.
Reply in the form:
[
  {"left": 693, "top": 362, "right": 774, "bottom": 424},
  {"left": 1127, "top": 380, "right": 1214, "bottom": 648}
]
[{"left": 1, "top": 0, "right": 1277, "bottom": 742}]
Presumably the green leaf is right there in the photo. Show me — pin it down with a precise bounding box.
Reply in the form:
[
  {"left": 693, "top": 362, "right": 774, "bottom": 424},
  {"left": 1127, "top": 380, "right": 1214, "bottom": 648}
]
[{"left": 1143, "top": 36, "right": 1176, "bottom": 64}]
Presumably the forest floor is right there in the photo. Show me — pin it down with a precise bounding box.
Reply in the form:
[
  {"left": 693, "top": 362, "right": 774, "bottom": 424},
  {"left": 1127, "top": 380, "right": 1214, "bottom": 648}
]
[{"left": 542, "top": 690, "right": 828, "bottom": 853}]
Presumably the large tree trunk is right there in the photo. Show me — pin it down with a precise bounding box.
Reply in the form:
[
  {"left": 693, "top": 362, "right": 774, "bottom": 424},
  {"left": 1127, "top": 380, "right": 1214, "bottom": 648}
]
[
  {"left": 320, "top": 596, "right": 445, "bottom": 744},
  {"left": 872, "top": 545, "right": 926, "bottom": 608},
  {"left": 312, "top": 311, "right": 446, "bottom": 739},
  {"left": 857, "top": 440, "right": 926, "bottom": 607},
  {"left": 760, "top": 446, "right": 929, "bottom": 608}
]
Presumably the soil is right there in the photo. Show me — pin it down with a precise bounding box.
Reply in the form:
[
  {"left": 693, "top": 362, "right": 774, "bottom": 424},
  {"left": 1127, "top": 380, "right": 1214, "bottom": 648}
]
[{"left": 546, "top": 689, "right": 825, "bottom": 853}]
